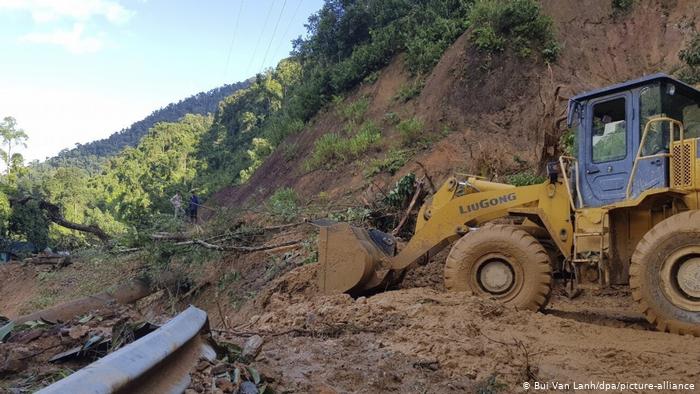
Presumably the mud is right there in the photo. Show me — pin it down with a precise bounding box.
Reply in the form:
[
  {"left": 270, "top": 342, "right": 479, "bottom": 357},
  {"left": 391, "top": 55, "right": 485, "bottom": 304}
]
[{"left": 233, "top": 265, "right": 700, "bottom": 393}]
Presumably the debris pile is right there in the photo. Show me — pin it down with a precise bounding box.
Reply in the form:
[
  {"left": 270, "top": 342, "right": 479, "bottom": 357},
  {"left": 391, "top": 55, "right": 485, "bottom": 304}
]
[
  {"left": 0, "top": 304, "right": 152, "bottom": 392},
  {"left": 189, "top": 334, "right": 272, "bottom": 394}
]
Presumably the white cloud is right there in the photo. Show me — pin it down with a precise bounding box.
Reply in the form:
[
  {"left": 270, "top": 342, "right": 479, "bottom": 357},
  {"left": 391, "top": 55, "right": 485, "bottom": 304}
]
[
  {"left": 21, "top": 23, "right": 103, "bottom": 54},
  {"left": 0, "top": 0, "right": 133, "bottom": 24}
]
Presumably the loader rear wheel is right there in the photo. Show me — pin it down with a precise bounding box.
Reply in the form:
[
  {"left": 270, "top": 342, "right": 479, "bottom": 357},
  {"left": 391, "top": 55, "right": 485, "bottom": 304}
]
[
  {"left": 630, "top": 211, "right": 700, "bottom": 336},
  {"left": 444, "top": 225, "right": 551, "bottom": 311}
]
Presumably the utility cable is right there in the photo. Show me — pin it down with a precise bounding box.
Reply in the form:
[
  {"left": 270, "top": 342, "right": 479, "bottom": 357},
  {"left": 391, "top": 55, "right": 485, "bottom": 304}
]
[
  {"left": 258, "top": 0, "right": 288, "bottom": 73},
  {"left": 223, "top": 0, "right": 246, "bottom": 81},
  {"left": 246, "top": 0, "right": 277, "bottom": 75},
  {"left": 272, "top": 0, "right": 304, "bottom": 58}
]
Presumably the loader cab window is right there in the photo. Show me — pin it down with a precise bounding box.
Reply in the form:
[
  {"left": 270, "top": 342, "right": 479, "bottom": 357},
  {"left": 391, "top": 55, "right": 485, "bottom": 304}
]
[
  {"left": 591, "top": 97, "right": 627, "bottom": 163},
  {"left": 663, "top": 83, "right": 700, "bottom": 139},
  {"left": 639, "top": 82, "right": 700, "bottom": 155}
]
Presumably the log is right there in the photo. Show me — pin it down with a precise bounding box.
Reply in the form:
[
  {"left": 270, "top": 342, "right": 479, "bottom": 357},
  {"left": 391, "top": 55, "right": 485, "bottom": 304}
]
[{"left": 14, "top": 278, "right": 152, "bottom": 323}]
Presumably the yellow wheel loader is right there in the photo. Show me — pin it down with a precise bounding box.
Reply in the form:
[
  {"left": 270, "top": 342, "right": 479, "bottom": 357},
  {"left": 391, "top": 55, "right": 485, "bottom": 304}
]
[{"left": 317, "top": 74, "right": 700, "bottom": 336}]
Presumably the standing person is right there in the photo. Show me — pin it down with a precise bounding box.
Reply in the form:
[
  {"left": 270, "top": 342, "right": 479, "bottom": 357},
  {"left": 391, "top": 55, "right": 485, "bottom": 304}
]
[
  {"left": 189, "top": 191, "right": 200, "bottom": 223},
  {"left": 170, "top": 192, "right": 183, "bottom": 218}
]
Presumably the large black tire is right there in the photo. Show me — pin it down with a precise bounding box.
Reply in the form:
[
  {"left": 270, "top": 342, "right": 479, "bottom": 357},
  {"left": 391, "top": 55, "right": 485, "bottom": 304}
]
[
  {"left": 630, "top": 210, "right": 700, "bottom": 336},
  {"left": 444, "top": 225, "right": 552, "bottom": 311}
]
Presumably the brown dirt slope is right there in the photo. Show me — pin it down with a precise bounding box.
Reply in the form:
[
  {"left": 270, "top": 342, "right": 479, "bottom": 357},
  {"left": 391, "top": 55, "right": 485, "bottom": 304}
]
[{"left": 210, "top": 0, "right": 697, "bottom": 210}]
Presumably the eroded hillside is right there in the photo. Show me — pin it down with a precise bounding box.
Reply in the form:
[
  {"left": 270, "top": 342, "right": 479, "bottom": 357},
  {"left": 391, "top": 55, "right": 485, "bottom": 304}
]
[{"left": 212, "top": 0, "right": 698, "bottom": 210}]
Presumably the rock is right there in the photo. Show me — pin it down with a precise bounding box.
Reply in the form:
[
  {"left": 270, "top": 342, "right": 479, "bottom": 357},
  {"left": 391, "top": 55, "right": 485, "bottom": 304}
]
[
  {"left": 238, "top": 381, "right": 258, "bottom": 394},
  {"left": 69, "top": 325, "right": 90, "bottom": 339},
  {"left": 196, "top": 359, "right": 213, "bottom": 372},
  {"left": 0, "top": 346, "right": 30, "bottom": 374},
  {"left": 215, "top": 377, "right": 235, "bottom": 393},
  {"left": 212, "top": 363, "right": 231, "bottom": 375},
  {"left": 241, "top": 335, "right": 264, "bottom": 361}
]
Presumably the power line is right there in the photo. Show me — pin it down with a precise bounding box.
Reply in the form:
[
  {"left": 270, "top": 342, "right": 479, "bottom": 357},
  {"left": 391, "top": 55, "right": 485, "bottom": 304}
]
[
  {"left": 272, "top": 0, "right": 304, "bottom": 58},
  {"left": 246, "top": 0, "right": 277, "bottom": 75},
  {"left": 223, "top": 0, "right": 246, "bottom": 81},
  {"left": 258, "top": 0, "right": 288, "bottom": 73}
]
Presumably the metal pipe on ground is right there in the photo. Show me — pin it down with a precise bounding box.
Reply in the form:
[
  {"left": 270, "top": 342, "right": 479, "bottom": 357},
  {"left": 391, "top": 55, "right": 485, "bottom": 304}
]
[
  {"left": 14, "top": 277, "right": 152, "bottom": 324},
  {"left": 37, "top": 306, "right": 215, "bottom": 394}
]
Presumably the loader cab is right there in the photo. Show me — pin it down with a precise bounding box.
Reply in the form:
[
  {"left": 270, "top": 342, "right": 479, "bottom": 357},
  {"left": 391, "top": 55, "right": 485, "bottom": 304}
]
[{"left": 566, "top": 73, "right": 700, "bottom": 207}]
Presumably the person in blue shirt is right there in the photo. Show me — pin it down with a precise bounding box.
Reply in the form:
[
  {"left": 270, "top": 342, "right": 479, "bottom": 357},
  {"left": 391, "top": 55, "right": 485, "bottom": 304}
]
[{"left": 189, "top": 191, "right": 200, "bottom": 222}]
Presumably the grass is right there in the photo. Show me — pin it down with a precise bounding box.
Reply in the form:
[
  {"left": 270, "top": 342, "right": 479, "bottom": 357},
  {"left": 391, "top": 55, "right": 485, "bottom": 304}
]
[
  {"left": 364, "top": 149, "right": 411, "bottom": 178},
  {"left": 394, "top": 79, "right": 424, "bottom": 103},
  {"left": 383, "top": 111, "right": 400, "bottom": 125},
  {"left": 305, "top": 121, "right": 381, "bottom": 170},
  {"left": 397, "top": 117, "right": 425, "bottom": 146},
  {"left": 20, "top": 249, "right": 145, "bottom": 315},
  {"left": 338, "top": 96, "right": 370, "bottom": 124}
]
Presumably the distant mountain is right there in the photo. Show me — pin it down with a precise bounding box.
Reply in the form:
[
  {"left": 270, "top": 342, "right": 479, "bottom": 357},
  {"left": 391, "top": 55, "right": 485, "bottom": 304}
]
[{"left": 47, "top": 80, "right": 251, "bottom": 169}]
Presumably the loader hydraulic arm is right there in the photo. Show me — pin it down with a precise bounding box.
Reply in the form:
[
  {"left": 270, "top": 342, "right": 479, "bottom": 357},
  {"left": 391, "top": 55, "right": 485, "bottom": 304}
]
[{"left": 389, "top": 181, "right": 572, "bottom": 271}]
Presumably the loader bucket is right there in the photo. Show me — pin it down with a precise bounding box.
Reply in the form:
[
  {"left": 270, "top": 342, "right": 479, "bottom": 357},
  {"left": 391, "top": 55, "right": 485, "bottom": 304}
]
[{"left": 317, "top": 222, "right": 395, "bottom": 294}]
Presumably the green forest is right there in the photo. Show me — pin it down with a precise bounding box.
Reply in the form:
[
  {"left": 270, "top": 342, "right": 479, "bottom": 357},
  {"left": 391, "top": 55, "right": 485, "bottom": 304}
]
[{"left": 0, "top": 0, "right": 565, "bottom": 252}]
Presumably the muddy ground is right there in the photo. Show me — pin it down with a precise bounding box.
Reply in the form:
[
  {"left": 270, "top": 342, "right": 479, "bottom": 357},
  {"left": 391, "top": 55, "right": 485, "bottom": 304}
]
[
  {"left": 222, "top": 262, "right": 700, "bottom": 393},
  {"left": 1, "top": 233, "right": 699, "bottom": 393}
]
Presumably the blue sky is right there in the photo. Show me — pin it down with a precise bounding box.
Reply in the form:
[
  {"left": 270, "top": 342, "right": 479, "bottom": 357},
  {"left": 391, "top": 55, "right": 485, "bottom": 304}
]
[{"left": 0, "top": 0, "right": 323, "bottom": 162}]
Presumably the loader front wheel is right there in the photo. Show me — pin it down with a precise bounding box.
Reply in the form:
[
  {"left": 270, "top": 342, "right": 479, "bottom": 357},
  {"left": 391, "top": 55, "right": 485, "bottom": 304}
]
[
  {"left": 630, "top": 211, "right": 700, "bottom": 336},
  {"left": 444, "top": 225, "right": 551, "bottom": 311}
]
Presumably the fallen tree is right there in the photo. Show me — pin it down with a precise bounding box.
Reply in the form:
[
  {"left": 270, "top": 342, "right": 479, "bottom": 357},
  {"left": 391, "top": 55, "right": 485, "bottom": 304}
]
[{"left": 10, "top": 196, "right": 111, "bottom": 243}]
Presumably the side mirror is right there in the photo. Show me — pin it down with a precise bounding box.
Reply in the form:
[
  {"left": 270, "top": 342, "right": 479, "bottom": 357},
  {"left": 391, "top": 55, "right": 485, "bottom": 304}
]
[{"left": 546, "top": 161, "right": 560, "bottom": 184}]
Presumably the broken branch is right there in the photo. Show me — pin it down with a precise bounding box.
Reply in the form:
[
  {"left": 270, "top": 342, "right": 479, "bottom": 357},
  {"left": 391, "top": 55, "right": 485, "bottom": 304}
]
[{"left": 391, "top": 179, "right": 424, "bottom": 236}]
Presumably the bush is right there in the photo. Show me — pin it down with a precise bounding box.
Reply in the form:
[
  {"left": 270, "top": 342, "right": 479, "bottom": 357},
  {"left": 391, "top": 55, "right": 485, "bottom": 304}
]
[
  {"left": 559, "top": 128, "right": 576, "bottom": 156},
  {"left": 305, "top": 121, "right": 381, "bottom": 170},
  {"left": 397, "top": 117, "right": 424, "bottom": 146},
  {"left": 268, "top": 187, "right": 300, "bottom": 222},
  {"left": 383, "top": 173, "right": 416, "bottom": 208},
  {"left": 403, "top": 8, "right": 471, "bottom": 74},
  {"left": 469, "top": 0, "right": 560, "bottom": 62}
]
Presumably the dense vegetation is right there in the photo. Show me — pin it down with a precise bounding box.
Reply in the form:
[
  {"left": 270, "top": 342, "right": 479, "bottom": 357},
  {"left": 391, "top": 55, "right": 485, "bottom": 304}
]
[{"left": 1, "top": 0, "right": 561, "bottom": 251}]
